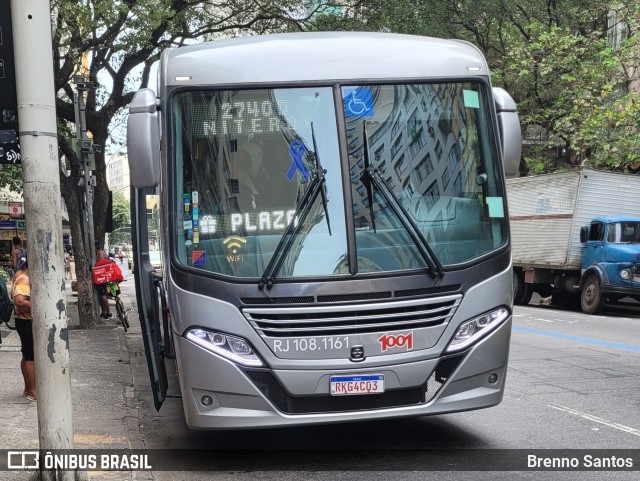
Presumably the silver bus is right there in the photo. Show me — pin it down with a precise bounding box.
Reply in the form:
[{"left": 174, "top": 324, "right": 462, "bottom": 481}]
[{"left": 127, "top": 32, "right": 521, "bottom": 429}]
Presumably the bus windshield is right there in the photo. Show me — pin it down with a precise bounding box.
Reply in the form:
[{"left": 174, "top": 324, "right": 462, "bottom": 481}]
[{"left": 172, "top": 82, "right": 506, "bottom": 279}]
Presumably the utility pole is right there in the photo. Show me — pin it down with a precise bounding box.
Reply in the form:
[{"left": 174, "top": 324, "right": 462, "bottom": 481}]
[
  {"left": 10, "top": 1, "right": 87, "bottom": 480},
  {"left": 73, "top": 77, "right": 98, "bottom": 268}
]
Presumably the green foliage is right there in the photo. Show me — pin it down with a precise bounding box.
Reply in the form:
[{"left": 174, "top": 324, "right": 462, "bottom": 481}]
[{"left": 0, "top": 165, "right": 24, "bottom": 195}]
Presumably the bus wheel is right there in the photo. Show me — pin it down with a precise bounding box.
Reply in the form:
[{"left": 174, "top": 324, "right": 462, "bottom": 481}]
[
  {"left": 580, "top": 276, "right": 605, "bottom": 314},
  {"left": 513, "top": 270, "right": 533, "bottom": 306}
]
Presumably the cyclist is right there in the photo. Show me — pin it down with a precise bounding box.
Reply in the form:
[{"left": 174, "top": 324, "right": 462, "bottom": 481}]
[{"left": 93, "top": 244, "right": 124, "bottom": 320}]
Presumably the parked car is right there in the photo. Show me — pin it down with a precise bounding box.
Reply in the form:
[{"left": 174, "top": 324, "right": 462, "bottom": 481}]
[{"left": 149, "top": 250, "right": 162, "bottom": 274}]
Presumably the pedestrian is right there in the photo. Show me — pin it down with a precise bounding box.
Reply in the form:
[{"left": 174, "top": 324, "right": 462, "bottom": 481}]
[
  {"left": 12, "top": 255, "right": 36, "bottom": 401},
  {"left": 11, "top": 236, "right": 25, "bottom": 273},
  {"left": 118, "top": 250, "right": 124, "bottom": 265},
  {"left": 64, "top": 250, "right": 71, "bottom": 279}
]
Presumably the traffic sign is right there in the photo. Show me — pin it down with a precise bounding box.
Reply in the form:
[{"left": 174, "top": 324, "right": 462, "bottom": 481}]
[{"left": 8, "top": 200, "right": 21, "bottom": 218}]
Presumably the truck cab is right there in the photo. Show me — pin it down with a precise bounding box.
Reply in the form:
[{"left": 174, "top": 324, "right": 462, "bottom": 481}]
[{"left": 579, "top": 216, "right": 640, "bottom": 313}]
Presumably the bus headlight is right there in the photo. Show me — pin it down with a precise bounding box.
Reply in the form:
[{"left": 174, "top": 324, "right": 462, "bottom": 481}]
[
  {"left": 185, "top": 328, "right": 264, "bottom": 367},
  {"left": 445, "top": 307, "right": 509, "bottom": 353}
]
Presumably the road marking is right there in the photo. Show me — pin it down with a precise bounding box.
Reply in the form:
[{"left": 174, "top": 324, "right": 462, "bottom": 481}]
[
  {"left": 533, "top": 318, "right": 554, "bottom": 323},
  {"left": 512, "top": 326, "right": 640, "bottom": 351},
  {"left": 548, "top": 404, "right": 640, "bottom": 437}
]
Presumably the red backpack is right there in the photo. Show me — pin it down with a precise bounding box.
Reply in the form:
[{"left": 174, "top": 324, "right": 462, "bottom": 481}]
[{"left": 93, "top": 259, "right": 124, "bottom": 285}]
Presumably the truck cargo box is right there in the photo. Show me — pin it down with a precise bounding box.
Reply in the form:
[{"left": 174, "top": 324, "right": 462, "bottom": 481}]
[{"left": 507, "top": 170, "right": 640, "bottom": 270}]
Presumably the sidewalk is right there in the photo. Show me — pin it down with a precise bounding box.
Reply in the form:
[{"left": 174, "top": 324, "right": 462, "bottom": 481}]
[{"left": 0, "top": 268, "right": 151, "bottom": 481}]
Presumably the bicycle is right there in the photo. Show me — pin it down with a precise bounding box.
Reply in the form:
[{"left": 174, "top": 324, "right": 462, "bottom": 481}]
[{"left": 105, "top": 282, "right": 129, "bottom": 332}]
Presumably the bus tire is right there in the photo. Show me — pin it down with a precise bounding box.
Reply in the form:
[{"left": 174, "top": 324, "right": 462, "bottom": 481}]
[{"left": 580, "top": 275, "right": 605, "bottom": 314}]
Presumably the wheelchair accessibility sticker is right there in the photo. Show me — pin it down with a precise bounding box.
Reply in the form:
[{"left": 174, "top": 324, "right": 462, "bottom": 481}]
[{"left": 343, "top": 87, "right": 374, "bottom": 117}]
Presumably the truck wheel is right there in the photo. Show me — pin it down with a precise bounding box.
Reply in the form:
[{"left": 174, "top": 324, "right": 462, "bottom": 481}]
[
  {"left": 513, "top": 270, "right": 533, "bottom": 305},
  {"left": 580, "top": 276, "right": 605, "bottom": 314}
]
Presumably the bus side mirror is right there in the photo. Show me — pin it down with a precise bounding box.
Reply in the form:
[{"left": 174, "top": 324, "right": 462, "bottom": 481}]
[
  {"left": 127, "top": 88, "right": 160, "bottom": 188},
  {"left": 580, "top": 226, "right": 588, "bottom": 243},
  {"left": 492, "top": 87, "right": 521, "bottom": 179}
]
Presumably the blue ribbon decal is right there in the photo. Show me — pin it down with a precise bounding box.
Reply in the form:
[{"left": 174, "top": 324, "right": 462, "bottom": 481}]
[{"left": 287, "top": 140, "right": 310, "bottom": 182}]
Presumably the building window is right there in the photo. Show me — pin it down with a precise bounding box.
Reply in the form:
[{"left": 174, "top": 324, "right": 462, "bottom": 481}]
[
  {"left": 391, "top": 134, "right": 404, "bottom": 159},
  {"left": 416, "top": 153, "right": 433, "bottom": 182},
  {"left": 434, "top": 140, "right": 443, "bottom": 160},
  {"left": 608, "top": 11, "right": 629, "bottom": 50},
  {"left": 374, "top": 145, "right": 385, "bottom": 162},
  {"left": 441, "top": 167, "right": 450, "bottom": 189},
  {"left": 425, "top": 180, "right": 439, "bottom": 210},
  {"left": 394, "top": 154, "right": 406, "bottom": 177},
  {"left": 391, "top": 119, "right": 401, "bottom": 137},
  {"left": 454, "top": 172, "right": 463, "bottom": 196},
  {"left": 448, "top": 144, "right": 460, "bottom": 173}
]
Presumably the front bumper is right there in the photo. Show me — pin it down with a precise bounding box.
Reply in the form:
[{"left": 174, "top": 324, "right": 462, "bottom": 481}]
[
  {"left": 173, "top": 316, "right": 512, "bottom": 430},
  {"left": 602, "top": 284, "right": 640, "bottom": 296}
]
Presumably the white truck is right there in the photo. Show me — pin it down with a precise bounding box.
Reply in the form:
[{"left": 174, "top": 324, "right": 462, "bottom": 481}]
[{"left": 508, "top": 169, "right": 640, "bottom": 313}]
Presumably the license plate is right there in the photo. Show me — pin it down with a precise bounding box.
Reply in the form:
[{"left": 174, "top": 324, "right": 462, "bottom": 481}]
[
  {"left": 330, "top": 374, "right": 384, "bottom": 396},
  {"left": 634, "top": 276, "right": 640, "bottom": 283}
]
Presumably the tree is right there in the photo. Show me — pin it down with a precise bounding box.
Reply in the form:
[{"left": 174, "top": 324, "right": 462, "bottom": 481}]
[
  {"left": 108, "top": 192, "right": 130, "bottom": 246},
  {"left": 50, "top": 0, "right": 367, "bottom": 327},
  {"left": 0, "top": 164, "right": 24, "bottom": 194}
]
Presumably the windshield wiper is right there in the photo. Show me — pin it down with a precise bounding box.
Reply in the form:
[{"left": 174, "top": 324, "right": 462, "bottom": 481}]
[
  {"left": 259, "top": 123, "right": 332, "bottom": 291},
  {"left": 360, "top": 121, "right": 445, "bottom": 278}
]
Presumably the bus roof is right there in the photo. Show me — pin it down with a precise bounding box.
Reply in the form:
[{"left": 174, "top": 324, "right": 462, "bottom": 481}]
[{"left": 160, "top": 31, "right": 489, "bottom": 88}]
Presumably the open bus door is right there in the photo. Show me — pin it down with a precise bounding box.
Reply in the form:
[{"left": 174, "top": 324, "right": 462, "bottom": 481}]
[
  {"left": 127, "top": 89, "right": 168, "bottom": 411},
  {"left": 131, "top": 187, "right": 168, "bottom": 410}
]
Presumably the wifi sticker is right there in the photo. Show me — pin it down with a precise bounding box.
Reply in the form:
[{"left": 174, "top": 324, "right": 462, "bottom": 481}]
[
  {"left": 192, "top": 250, "right": 206, "bottom": 266},
  {"left": 223, "top": 235, "right": 247, "bottom": 254}
]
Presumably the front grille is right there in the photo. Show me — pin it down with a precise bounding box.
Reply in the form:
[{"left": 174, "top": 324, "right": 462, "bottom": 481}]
[
  {"left": 241, "top": 296, "right": 315, "bottom": 305},
  {"left": 317, "top": 291, "right": 392, "bottom": 303},
  {"left": 240, "top": 284, "right": 461, "bottom": 306},
  {"left": 243, "top": 354, "right": 464, "bottom": 414},
  {"left": 243, "top": 295, "right": 462, "bottom": 337},
  {"left": 395, "top": 284, "right": 461, "bottom": 298}
]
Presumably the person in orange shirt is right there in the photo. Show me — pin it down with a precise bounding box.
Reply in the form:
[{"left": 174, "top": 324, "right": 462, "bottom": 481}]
[{"left": 12, "top": 255, "right": 35, "bottom": 401}]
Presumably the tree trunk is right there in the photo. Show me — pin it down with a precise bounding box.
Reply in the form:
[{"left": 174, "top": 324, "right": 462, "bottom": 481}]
[{"left": 60, "top": 163, "right": 98, "bottom": 329}]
